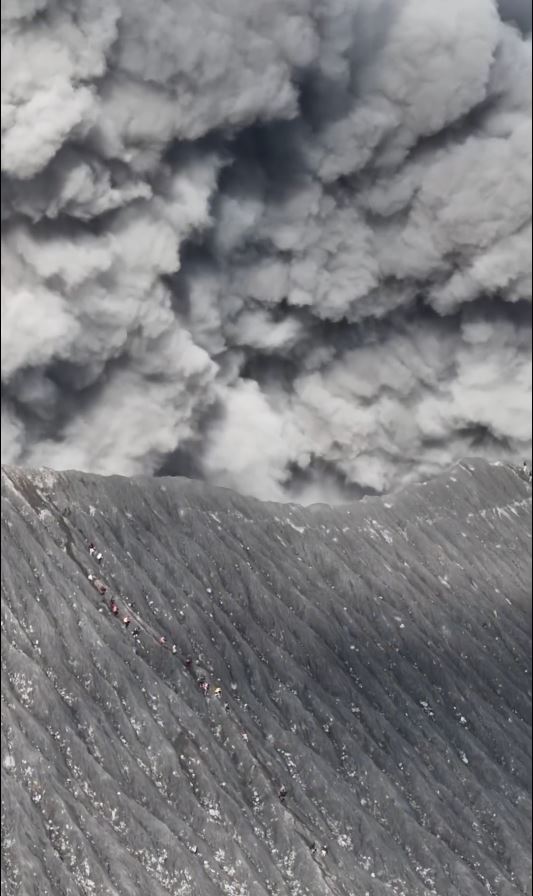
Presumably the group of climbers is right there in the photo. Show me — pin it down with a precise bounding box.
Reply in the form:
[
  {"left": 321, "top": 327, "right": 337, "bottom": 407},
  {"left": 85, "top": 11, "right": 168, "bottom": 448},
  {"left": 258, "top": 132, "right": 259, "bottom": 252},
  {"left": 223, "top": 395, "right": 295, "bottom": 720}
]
[
  {"left": 86, "top": 543, "right": 222, "bottom": 698},
  {"left": 83, "top": 535, "right": 331, "bottom": 858},
  {"left": 82, "top": 541, "right": 333, "bottom": 862},
  {"left": 87, "top": 543, "right": 174, "bottom": 647}
]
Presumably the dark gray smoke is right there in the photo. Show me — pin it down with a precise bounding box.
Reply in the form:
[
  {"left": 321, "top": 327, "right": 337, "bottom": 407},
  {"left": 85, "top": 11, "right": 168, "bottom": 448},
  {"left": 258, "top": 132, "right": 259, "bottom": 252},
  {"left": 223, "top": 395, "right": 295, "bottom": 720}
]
[{"left": 1, "top": 0, "right": 531, "bottom": 502}]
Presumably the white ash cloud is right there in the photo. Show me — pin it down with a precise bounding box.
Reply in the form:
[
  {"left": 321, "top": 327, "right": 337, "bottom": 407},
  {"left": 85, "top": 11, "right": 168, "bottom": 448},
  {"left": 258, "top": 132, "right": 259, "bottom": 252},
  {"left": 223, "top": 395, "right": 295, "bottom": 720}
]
[{"left": 1, "top": 0, "right": 531, "bottom": 502}]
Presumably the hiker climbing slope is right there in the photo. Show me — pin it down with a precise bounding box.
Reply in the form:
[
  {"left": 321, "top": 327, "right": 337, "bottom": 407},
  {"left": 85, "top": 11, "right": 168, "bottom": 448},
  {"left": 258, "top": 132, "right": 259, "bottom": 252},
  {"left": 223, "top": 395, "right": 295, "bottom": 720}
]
[{"left": 88, "top": 573, "right": 107, "bottom": 596}]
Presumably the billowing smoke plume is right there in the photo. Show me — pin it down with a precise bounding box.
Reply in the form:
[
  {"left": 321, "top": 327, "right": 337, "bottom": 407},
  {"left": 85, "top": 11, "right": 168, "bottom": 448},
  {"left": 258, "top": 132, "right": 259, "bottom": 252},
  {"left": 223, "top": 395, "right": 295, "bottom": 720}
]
[{"left": 1, "top": 0, "right": 531, "bottom": 502}]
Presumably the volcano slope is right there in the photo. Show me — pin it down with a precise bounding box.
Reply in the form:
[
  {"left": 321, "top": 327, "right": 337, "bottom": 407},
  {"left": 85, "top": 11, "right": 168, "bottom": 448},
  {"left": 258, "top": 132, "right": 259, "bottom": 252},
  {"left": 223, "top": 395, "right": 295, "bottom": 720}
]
[{"left": 1, "top": 460, "right": 531, "bottom": 896}]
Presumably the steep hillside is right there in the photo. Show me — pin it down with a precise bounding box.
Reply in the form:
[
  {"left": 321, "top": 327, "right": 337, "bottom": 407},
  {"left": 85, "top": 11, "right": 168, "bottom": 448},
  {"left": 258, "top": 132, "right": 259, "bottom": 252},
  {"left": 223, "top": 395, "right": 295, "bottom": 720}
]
[{"left": 1, "top": 460, "right": 531, "bottom": 896}]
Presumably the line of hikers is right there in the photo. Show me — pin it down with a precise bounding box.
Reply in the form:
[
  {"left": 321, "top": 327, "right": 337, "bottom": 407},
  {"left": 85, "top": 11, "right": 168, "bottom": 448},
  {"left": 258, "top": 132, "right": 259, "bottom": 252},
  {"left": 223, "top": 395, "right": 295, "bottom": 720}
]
[
  {"left": 84, "top": 540, "right": 331, "bottom": 856},
  {"left": 84, "top": 539, "right": 331, "bottom": 858},
  {"left": 86, "top": 541, "right": 222, "bottom": 698}
]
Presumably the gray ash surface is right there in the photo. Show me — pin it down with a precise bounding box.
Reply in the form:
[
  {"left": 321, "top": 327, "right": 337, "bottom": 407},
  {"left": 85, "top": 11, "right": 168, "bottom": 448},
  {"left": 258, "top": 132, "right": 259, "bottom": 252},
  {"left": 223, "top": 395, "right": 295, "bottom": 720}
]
[{"left": 1, "top": 460, "right": 531, "bottom": 896}]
